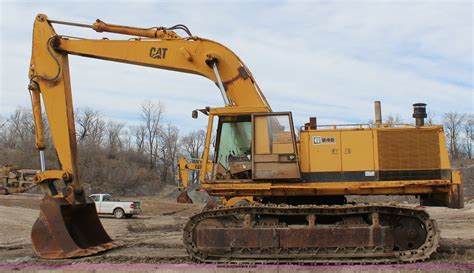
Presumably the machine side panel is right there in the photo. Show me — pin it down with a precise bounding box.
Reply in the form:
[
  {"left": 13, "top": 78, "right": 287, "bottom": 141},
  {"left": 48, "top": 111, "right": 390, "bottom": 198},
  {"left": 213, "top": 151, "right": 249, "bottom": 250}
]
[
  {"left": 300, "top": 127, "right": 450, "bottom": 182},
  {"left": 298, "top": 132, "right": 310, "bottom": 173},
  {"left": 308, "top": 131, "right": 342, "bottom": 173},
  {"left": 341, "top": 130, "right": 375, "bottom": 173}
]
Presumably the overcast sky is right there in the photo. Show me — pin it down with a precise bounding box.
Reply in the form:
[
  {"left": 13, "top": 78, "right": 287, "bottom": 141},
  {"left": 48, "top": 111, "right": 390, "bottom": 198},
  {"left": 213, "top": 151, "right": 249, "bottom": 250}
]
[{"left": 0, "top": 0, "right": 472, "bottom": 133}]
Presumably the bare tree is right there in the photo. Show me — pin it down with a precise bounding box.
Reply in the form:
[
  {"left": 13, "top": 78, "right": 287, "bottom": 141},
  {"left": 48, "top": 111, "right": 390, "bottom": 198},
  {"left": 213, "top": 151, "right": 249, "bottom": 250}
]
[
  {"left": 158, "top": 124, "right": 179, "bottom": 184},
  {"left": 131, "top": 125, "right": 147, "bottom": 154},
  {"left": 384, "top": 114, "right": 402, "bottom": 127},
  {"left": 76, "top": 107, "right": 106, "bottom": 147},
  {"left": 443, "top": 112, "right": 466, "bottom": 161},
  {"left": 182, "top": 129, "right": 206, "bottom": 159},
  {"left": 122, "top": 128, "right": 132, "bottom": 151},
  {"left": 6, "top": 107, "right": 35, "bottom": 148},
  {"left": 426, "top": 111, "right": 436, "bottom": 126},
  {"left": 181, "top": 129, "right": 206, "bottom": 184},
  {"left": 106, "top": 121, "right": 125, "bottom": 155},
  {"left": 0, "top": 107, "right": 57, "bottom": 169},
  {"left": 141, "top": 100, "right": 164, "bottom": 169},
  {"left": 0, "top": 115, "right": 7, "bottom": 129},
  {"left": 0, "top": 115, "right": 8, "bottom": 145},
  {"left": 76, "top": 107, "right": 97, "bottom": 141},
  {"left": 464, "top": 114, "right": 473, "bottom": 159}
]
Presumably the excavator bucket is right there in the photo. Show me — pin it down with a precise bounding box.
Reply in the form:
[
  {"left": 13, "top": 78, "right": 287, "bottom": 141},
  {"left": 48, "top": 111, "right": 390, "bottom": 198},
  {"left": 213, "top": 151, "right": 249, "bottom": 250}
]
[
  {"left": 177, "top": 191, "right": 193, "bottom": 203},
  {"left": 31, "top": 196, "right": 120, "bottom": 259}
]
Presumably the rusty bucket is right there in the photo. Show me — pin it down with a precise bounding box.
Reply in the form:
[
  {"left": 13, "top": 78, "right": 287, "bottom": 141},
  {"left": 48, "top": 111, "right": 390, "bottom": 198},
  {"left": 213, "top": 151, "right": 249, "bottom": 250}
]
[
  {"left": 31, "top": 196, "right": 120, "bottom": 259},
  {"left": 177, "top": 191, "right": 193, "bottom": 203}
]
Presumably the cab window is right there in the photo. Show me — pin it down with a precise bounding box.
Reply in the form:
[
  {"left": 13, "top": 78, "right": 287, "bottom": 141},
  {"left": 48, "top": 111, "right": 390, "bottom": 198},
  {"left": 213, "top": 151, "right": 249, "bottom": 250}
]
[{"left": 214, "top": 117, "right": 252, "bottom": 179}]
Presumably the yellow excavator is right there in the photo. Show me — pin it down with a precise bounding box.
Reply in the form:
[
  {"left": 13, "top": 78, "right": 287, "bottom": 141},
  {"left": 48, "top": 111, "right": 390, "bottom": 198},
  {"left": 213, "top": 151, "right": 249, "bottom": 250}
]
[{"left": 28, "top": 14, "right": 463, "bottom": 263}]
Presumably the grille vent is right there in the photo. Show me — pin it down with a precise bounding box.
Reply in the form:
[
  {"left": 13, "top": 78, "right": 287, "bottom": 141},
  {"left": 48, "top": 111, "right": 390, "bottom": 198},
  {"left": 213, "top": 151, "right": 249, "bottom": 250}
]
[{"left": 378, "top": 130, "right": 440, "bottom": 170}]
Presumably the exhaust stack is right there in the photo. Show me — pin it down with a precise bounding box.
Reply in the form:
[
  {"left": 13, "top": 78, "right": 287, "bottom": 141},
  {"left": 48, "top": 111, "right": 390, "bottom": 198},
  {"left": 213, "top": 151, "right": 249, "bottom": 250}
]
[
  {"left": 309, "top": 117, "right": 317, "bottom": 130},
  {"left": 412, "top": 103, "right": 427, "bottom": 127},
  {"left": 374, "top": 101, "right": 382, "bottom": 127}
]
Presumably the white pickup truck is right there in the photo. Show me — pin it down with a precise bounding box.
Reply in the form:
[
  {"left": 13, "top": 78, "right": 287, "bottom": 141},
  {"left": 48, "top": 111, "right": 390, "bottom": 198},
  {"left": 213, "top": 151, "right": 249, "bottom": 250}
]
[{"left": 89, "top": 193, "right": 141, "bottom": 219}]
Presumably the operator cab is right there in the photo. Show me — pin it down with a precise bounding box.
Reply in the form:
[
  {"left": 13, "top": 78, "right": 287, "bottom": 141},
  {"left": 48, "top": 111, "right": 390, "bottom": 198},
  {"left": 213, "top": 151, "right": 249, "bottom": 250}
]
[
  {"left": 214, "top": 116, "right": 252, "bottom": 179},
  {"left": 212, "top": 112, "right": 300, "bottom": 181}
]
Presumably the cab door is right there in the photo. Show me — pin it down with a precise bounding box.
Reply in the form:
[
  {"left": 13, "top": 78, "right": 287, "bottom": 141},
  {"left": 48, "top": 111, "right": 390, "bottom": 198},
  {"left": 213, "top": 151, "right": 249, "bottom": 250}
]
[{"left": 252, "top": 112, "right": 301, "bottom": 179}]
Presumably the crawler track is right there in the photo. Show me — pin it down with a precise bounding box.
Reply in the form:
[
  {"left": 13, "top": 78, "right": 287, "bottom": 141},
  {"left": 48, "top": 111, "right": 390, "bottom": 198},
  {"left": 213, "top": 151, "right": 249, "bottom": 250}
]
[{"left": 183, "top": 203, "right": 440, "bottom": 264}]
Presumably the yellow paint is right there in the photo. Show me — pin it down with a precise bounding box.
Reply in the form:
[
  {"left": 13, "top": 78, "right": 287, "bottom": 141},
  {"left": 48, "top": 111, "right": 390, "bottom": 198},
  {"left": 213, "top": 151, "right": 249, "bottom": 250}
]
[
  {"left": 177, "top": 157, "right": 213, "bottom": 191},
  {"left": 438, "top": 128, "right": 451, "bottom": 169},
  {"left": 200, "top": 115, "right": 215, "bottom": 184},
  {"left": 209, "top": 106, "right": 268, "bottom": 115},
  {"left": 298, "top": 132, "right": 310, "bottom": 172},
  {"left": 200, "top": 179, "right": 455, "bottom": 197},
  {"left": 299, "top": 126, "right": 447, "bottom": 173},
  {"left": 30, "top": 15, "right": 79, "bottom": 188},
  {"left": 34, "top": 170, "right": 68, "bottom": 184},
  {"left": 224, "top": 196, "right": 254, "bottom": 206},
  {"left": 340, "top": 130, "right": 375, "bottom": 172},
  {"left": 254, "top": 116, "right": 270, "bottom": 154},
  {"left": 452, "top": 170, "right": 462, "bottom": 184},
  {"left": 58, "top": 40, "right": 272, "bottom": 111},
  {"left": 307, "top": 131, "right": 341, "bottom": 172}
]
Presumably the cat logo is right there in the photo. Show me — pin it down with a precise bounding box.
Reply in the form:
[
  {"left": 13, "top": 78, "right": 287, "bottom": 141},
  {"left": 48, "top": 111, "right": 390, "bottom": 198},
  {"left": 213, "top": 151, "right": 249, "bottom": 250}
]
[{"left": 149, "top": 47, "right": 168, "bottom": 59}]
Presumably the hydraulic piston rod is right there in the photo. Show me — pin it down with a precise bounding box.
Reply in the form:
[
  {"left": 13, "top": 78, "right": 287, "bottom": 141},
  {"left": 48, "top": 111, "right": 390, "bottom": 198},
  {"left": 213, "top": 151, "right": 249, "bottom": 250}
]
[{"left": 211, "top": 62, "right": 231, "bottom": 106}]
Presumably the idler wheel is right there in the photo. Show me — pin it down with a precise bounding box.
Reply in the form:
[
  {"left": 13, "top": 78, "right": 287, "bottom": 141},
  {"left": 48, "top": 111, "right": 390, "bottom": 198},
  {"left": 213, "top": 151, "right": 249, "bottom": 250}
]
[{"left": 393, "top": 217, "right": 427, "bottom": 250}]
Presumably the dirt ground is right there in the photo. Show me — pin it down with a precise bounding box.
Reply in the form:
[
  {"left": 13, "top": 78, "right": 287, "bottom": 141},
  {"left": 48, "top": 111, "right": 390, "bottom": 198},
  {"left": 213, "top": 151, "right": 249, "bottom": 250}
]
[{"left": 0, "top": 194, "right": 473, "bottom": 272}]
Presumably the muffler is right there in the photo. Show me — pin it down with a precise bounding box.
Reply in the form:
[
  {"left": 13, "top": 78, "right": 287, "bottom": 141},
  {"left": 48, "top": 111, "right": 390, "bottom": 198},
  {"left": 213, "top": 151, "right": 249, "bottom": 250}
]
[{"left": 31, "top": 196, "right": 120, "bottom": 258}]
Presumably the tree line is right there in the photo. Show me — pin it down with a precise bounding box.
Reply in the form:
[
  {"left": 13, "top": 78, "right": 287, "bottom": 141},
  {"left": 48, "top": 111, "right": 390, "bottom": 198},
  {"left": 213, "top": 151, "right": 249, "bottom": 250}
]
[
  {"left": 0, "top": 101, "right": 206, "bottom": 196},
  {"left": 443, "top": 112, "right": 473, "bottom": 162}
]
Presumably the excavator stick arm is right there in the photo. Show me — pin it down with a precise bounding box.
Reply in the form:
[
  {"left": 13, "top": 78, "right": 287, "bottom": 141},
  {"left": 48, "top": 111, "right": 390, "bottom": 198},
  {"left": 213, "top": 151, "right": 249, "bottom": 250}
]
[{"left": 29, "top": 15, "right": 80, "bottom": 195}]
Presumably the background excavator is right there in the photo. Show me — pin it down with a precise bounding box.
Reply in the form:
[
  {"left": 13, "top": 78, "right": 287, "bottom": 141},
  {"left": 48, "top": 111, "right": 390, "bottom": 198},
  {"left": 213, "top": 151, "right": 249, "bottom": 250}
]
[{"left": 28, "top": 14, "right": 463, "bottom": 263}]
